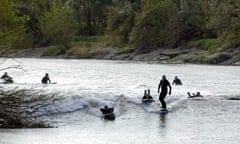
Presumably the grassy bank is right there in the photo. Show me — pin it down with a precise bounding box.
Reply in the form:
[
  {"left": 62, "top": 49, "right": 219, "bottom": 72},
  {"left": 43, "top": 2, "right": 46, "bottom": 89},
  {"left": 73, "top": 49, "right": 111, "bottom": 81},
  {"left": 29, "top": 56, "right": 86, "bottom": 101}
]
[
  {"left": 38, "top": 36, "right": 239, "bottom": 64},
  {"left": 42, "top": 35, "right": 136, "bottom": 59}
]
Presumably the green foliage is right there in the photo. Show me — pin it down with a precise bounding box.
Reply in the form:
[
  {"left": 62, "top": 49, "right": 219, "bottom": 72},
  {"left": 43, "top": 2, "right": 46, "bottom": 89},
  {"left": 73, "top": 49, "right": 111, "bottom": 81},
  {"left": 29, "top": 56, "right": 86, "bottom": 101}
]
[
  {"left": 186, "top": 39, "right": 221, "bottom": 54},
  {"left": 40, "top": 1, "right": 77, "bottom": 49},
  {"left": 42, "top": 46, "right": 62, "bottom": 56},
  {"left": 73, "top": 36, "right": 105, "bottom": 43},
  {"left": 106, "top": 0, "right": 137, "bottom": 47},
  {"left": 1, "top": 0, "right": 240, "bottom": 55},
  {"left": 71, "top": 0, "right": 112, "bottom": 35},
  {"left": 0, "top": 0, "right": 26, "bottom": 47},
  {"left": 67, "top": 44, "right": 108, "bottom": 58},
  {"left": 130, "top": 0, "right": 180, "bottom": 49},
  {"left": 203, "top": 0, "right": 240, "bottom": 48}
]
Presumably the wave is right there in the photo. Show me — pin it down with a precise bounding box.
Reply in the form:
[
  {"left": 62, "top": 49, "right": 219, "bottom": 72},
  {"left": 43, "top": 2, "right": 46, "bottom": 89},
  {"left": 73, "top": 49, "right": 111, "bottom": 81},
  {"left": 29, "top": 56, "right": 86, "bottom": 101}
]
[{"left": 0, "top": 85, "right": 228, "bottom": 121}]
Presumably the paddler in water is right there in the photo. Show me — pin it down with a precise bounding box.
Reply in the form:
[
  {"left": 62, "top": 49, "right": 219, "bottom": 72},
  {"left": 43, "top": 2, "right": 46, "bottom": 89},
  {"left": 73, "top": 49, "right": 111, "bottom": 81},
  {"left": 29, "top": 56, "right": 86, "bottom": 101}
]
[
  {"left": 158, "top": 75, "right": 172, "bottom": 109},
  {"left": 187, "top": 92, "right": 203, "bottom": 98},
  {"left": 1, "top": 72, "right": 14, "bottom": 83},
  {"left": 41, "top": 73, "right": 51, "bottom": 84},
  {"left": 172, "top": 76, "right": 182, "bottom": 86}
]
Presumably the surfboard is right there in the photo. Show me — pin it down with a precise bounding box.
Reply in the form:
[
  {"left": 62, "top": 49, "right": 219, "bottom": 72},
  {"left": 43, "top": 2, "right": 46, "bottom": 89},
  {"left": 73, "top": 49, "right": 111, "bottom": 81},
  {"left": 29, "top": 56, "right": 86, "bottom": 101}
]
[
  {"left": 142, "top": 99, "right": 154, "bottom": 104},
  {"left": 158, "top": 104, "right": 169, "bottom": 114},
  {"left": 159, "top": 109, "right": 168, "bottom": 114},
  {"left": 50, "top": 82, "right": 57, "bottom": 84},
  {"left": 187, "top": 95, "right": 203, "bottom": 98}
]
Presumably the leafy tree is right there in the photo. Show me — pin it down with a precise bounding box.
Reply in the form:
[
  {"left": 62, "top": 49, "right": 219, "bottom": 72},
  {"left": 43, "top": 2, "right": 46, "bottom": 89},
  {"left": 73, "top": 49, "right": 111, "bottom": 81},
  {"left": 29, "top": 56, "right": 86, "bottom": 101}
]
[
  {"left": 14, "top": 0, "right": 52, "bottom": 48},
  {"left": 106, "top": 0, "right": 139, "bottom": 46},
  {"left": 204, "top": 0, "right": 240, "bottom": 47},
  {"left": 0, "top": 0, "right": 26, "bottom": 47},
  {"left": 71, "top": 0, "right": 112, "bottom": 35},
  {"left": 130, "top": 0, "right": 180, "bottom": 49},
  {"left": 40, "top": 0, "right": 77, "bottom": 49}
]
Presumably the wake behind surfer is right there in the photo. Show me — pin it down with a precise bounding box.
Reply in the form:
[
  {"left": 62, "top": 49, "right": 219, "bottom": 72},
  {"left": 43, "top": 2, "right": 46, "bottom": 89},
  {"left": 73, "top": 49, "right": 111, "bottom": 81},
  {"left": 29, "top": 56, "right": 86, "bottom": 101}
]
[
  {"left": 41, "top": 73, "right": 51, "bottom": 84},
  {"left": 158, "top": 75, "right": 172, "bottom": 109}
]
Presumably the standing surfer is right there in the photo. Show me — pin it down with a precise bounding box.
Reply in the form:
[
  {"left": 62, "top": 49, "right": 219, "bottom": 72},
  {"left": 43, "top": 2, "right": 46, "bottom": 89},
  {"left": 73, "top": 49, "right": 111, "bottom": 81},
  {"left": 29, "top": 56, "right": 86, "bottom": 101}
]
[{"left": 158, "top": 75, "right": 172, "bottom": 109}]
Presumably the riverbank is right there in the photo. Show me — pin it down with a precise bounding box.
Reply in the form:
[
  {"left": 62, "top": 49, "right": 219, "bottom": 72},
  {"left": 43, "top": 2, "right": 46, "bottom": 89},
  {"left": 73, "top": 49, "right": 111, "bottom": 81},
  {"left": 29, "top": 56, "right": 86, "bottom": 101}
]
[{"left": 2, "top": 46, "right": 240, "bottom": 65}]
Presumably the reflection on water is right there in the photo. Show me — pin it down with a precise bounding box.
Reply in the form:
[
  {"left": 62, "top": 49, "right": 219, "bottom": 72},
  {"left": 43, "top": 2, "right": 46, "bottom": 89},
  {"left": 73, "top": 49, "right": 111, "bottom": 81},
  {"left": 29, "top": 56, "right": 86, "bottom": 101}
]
[{"left": 159, "top": 114, "right": 167, "bottom": 129}]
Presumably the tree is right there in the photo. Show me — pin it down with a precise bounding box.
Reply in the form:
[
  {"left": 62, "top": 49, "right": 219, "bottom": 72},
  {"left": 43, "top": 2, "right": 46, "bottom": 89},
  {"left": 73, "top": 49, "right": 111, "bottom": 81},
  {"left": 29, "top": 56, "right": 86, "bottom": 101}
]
[
  {"left": 204, "top": 0, "right": 240, "bottom": 47},
  {"left": 40, "top": 0, "right": 77, "bottom": 50},
  {"left": 106, "top": 0, "right": 139, "bottom": 46},
  {"left": 71, "top": 0, "right": 112, "bottom": 35},
  {"left": 0, "top": 0, "right": 26, "bottom": 48},
  {"left": 130, "top": 0, "right": 180, "bottom": 49}
]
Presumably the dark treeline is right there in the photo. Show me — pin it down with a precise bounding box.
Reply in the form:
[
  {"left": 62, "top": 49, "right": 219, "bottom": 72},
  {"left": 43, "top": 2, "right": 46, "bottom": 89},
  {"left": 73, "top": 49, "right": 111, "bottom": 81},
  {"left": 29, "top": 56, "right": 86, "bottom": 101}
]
[{"left": 1, "top": 0, "right": 240, "bottom": 52}]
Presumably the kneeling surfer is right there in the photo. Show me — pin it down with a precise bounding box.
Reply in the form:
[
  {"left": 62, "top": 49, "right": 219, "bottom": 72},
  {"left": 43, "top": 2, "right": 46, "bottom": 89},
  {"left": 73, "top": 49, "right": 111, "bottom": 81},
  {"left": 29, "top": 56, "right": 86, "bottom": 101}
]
[
  {"left": 142, "top": 89, "right": 153, "bottom": 103},
  {"left": 100, "top": 105, "right": 115, "bottom": 120},
  {"left": 100, "top": 105, "right": 114, "bottom": 114}
]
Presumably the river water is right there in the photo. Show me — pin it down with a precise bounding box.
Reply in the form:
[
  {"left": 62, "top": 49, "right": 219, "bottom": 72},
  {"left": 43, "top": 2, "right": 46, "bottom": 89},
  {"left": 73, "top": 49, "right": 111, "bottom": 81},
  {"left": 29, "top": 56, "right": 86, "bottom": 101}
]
[{"left": 0, "top": 58, "right": 240, "bottom": 144}]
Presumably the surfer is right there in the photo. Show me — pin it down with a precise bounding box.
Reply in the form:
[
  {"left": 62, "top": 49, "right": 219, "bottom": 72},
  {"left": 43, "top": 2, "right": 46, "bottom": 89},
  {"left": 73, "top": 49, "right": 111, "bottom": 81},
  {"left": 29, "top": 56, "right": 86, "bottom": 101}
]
[
  {"left": 100, "top": 105, "right": 115, "bottom": 120},
  {"left": 100, "top": 105, "right": 114, "bottom": 115},
  {"left": 172, "top": 76, "right": 182, "bottom": 85},
  {"left": 142, "top": 89, "right": 153, "bottom": 102},
  {"left": 41, "top": 73, "right": 51, "bottom": 84},
  {"left": 158, "top": 75, "right": 172, "bottom": 109},
  {"left": 187, "top": 92, "right": 203, "bottom": 98},
  {"left": 1, "top": 72, "right": 13, "bottom": 83}
]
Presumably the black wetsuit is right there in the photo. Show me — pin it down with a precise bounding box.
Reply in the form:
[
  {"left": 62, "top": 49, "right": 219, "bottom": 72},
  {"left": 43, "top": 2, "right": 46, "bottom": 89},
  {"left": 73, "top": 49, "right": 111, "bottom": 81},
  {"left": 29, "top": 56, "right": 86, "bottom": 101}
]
[
  {"left": 100, "top": 108, "right": 114, "bottom": 114},
  {"left": 158, "top": 79, "right": 171, "bottom": 109},
  {"left": 41, "top": 76, "right": 51, "bottom": 84},
  {"left": 173, "top": 78, "right": 182, "bottom": 85},
  {"left": 1, "top": 74, "right": 13, "bottom": 83}
]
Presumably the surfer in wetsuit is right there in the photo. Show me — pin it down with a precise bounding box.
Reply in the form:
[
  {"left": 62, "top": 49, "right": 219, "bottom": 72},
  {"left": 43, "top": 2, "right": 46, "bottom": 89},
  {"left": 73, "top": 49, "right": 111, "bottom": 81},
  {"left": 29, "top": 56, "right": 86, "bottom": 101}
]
[
  {"left": 187, "top": 92, "right": 203, "bottom": 98},
  {"left": 100, "top": 105, "right": 114, "bottom": 114},
  {"left": 1, "top": 72, "right": 13, "bottom": 83},
  {"left": 142, "top": 89, "right": 153, "bottom": 102},
  {"left": 172, "top": 76, "right": 182, "bottom": 85},
  {"left": 41, "top": 73, "right": 51, "bottom": 84},
  {"left": 142, "top": 90, "right": 148, "bottom": 100},
  {"left": 158, "top": 75, "right": 172, "bottom": 109}
]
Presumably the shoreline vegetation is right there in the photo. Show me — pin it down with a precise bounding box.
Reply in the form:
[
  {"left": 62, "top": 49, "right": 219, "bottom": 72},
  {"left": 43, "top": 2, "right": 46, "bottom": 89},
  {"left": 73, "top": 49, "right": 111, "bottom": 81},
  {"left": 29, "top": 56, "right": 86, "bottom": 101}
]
[
  {"left": 2, "top": 36, "right": 240, "bottom": 65},
  {"left": 1, "top": 0, "right": 240, "bottom": 65}
]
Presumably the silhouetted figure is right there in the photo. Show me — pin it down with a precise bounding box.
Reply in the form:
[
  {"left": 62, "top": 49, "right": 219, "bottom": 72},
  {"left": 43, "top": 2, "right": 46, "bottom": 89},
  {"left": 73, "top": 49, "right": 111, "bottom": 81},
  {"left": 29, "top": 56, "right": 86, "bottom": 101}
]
[
  {"left": 1, "top": 72, "right": 13, "bottom": 83},
  {"left": 142, "top": 89, "right": 153, "bottom": 103},
  {"left": 172, "top": 76, "right": 182, "bottom": 85},
  {"left": 158, "top": 75, "right": 171, "bottom": 109},
  {"left": 41, "top": 73, "right": 51, "bottom": 84},
  {"left": 187, "top": 92, "right": 203, "bottom": 98},
  {"left": 100, "top": 105, "right": 115, "bottom": 120},
  {"left": 100, "top": 105, "right": 114, "bottom": 115}
]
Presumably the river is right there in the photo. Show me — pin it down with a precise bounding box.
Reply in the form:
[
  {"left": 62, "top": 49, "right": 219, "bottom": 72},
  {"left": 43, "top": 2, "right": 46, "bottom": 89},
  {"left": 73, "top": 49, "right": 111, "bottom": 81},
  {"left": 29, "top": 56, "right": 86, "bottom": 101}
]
[{"left": 0, "top": 58, "right": 240, "bottom": 144}]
